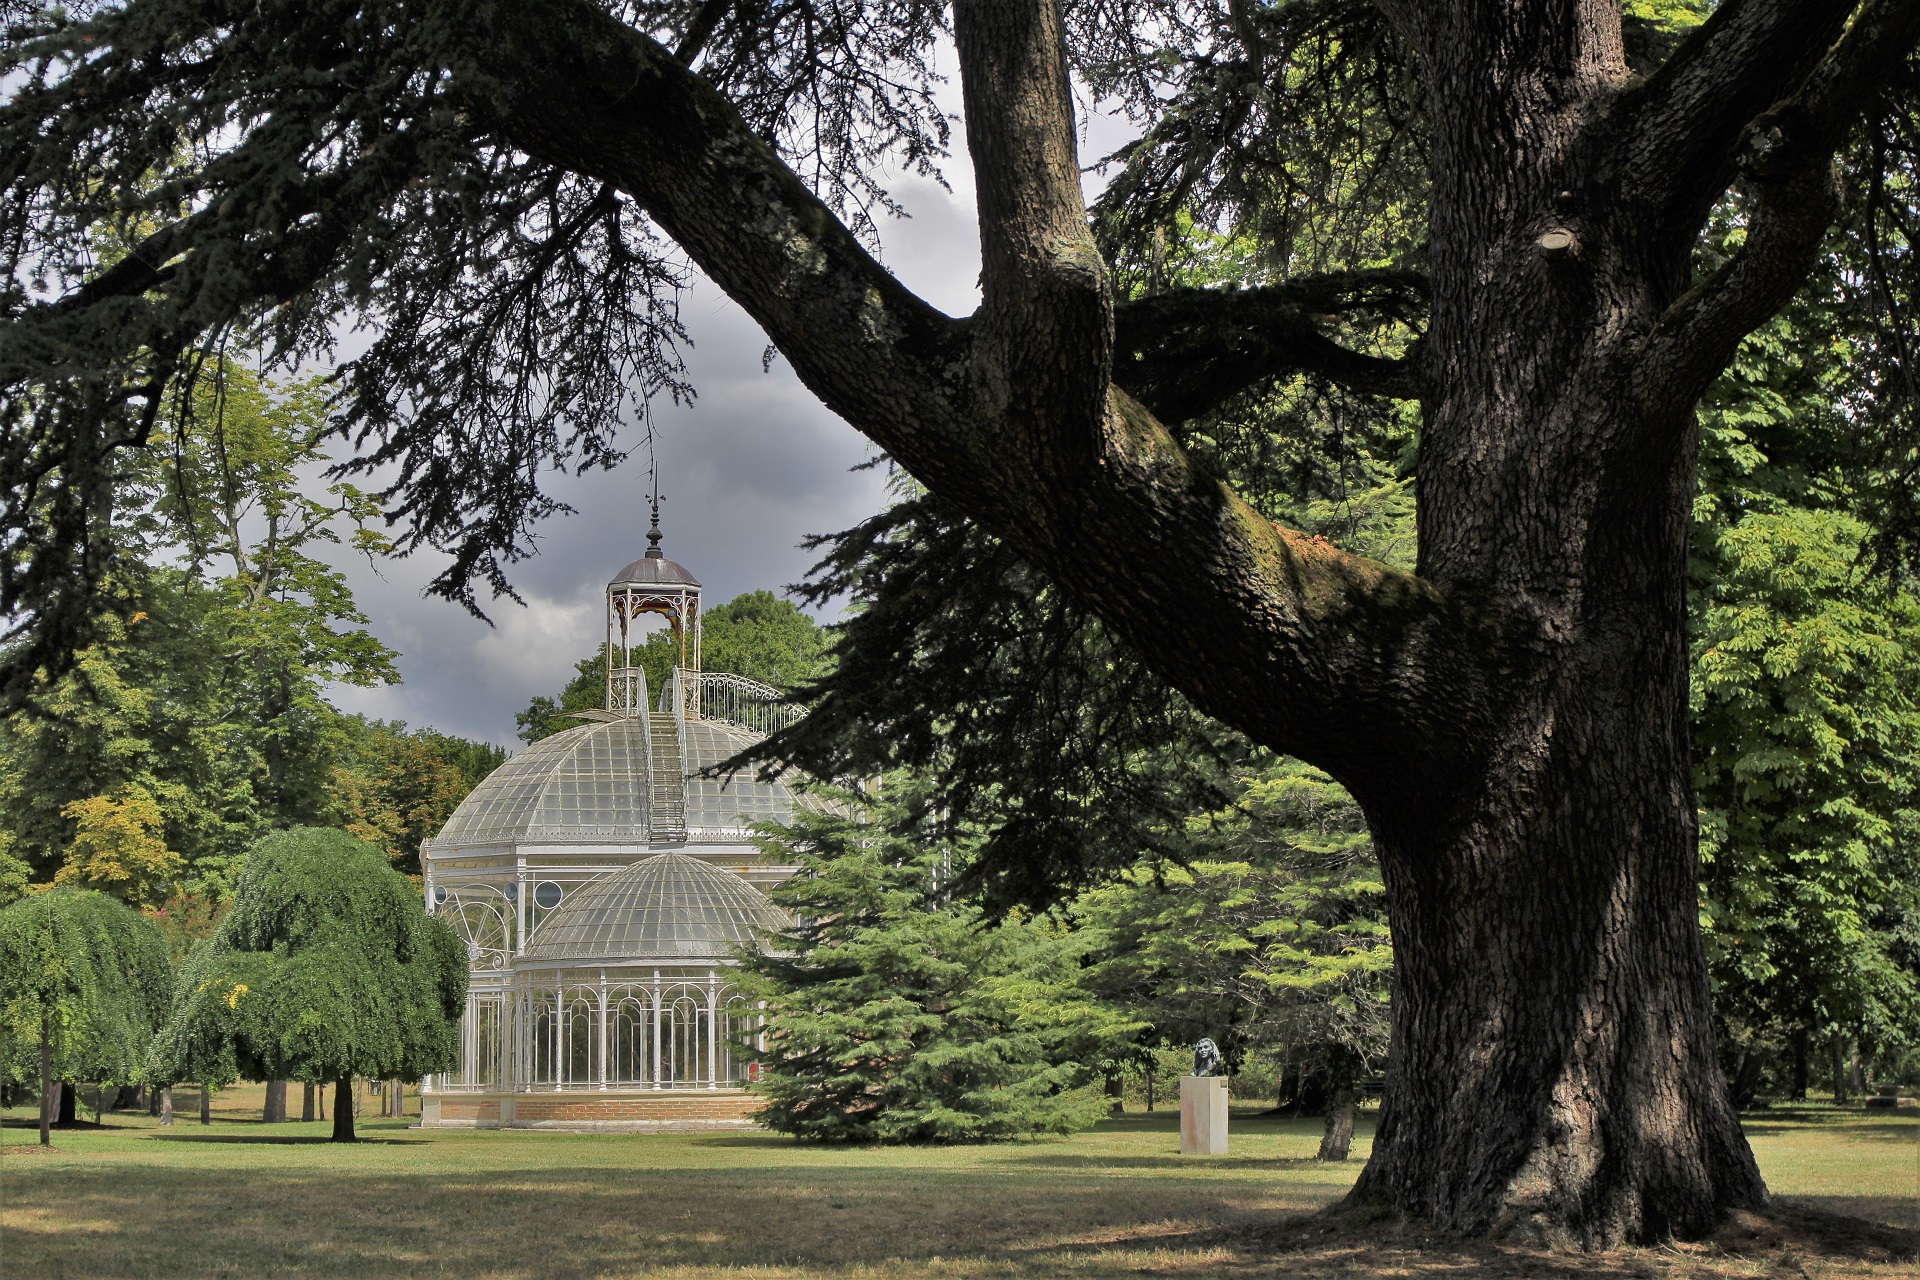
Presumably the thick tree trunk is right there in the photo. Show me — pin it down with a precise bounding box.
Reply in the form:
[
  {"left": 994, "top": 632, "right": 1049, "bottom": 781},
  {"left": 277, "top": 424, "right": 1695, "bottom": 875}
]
[
  {"left": 159, "top": 1086, "right": 173, "bottom": 1125},
  {"left": 1354, "top": 675, "right": 1764, "bottom": 1241},
  {"left": 264, "top": 1079, "right": 288, "bottom": 1124},
  {"left": 387, "top": 1077, "right": 405, "bottom": 1119},
  {"left": 199, "top": 1084, "right": 211, "bottom": 1125},
  {"left": 56, "top": 1080, "right": 77, "bottom": 1127},
  {"left": 302, "top": 1082, "right": 315, "bottom": 1122},
  {"left": 331, "top": 1077, "right": 355, "bottom": 1142}
]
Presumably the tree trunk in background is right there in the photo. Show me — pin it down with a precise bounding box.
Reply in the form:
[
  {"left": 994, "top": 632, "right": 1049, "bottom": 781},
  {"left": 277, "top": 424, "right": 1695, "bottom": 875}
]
[
  {"left": 159, "top": 1086, "right": 173, "bottom": 1125},
  {"left": 56, "top": 1080, "right": 76, "bottom": 1126},
  {"left": 1313, "top": 1074, "right": 1359, "bottom": 1166},
  {"left": 1790, "top": 1033, "right": 1810, "bottom": 1101},
  {"left": 263, "top": 1079, "right": 288, "bottom": 1123},
  {"left": 149, "top": 1085, "right": 163, "bottom": 1116},
  {"left": 199, "top": 1084, "right": 211, "bottom": 1124},
  {"left": 302, "top": 1082, "right": 315, "bottom": 1122},
  {"left": 387, "top": 1077, "right": 405, "bottom": 1119},
  {"left": 1832, "top": 1036, "right": 1852, "bottom": 1104},
  {"left": 37, "top": 1021, "right": 52, "bottom": 1146},
  {"left": 331, "top": 1077, "right": 355, "bottom": 1142},
  {"left": 1105, "top": 1072, "right": 1124, "bottom": 1114}
]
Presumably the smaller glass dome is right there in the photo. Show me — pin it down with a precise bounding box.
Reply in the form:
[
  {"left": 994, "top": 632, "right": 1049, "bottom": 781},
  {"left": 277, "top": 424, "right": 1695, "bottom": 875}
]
[{"left": 516, "top": 852, "right": 787, "bottom": 968}]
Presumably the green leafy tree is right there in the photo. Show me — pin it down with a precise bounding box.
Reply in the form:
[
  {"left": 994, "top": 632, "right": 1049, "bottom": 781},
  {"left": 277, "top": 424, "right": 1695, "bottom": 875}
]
[
  {"left": 0, "top": 364, "right": 399, "bottom": 892},
  {"left": 1077, "top": 758, "right": 1391, "bottom": 1160},
  {"left": 0, "top": 888, "right": 171, "bottom": 1145},
  {"left": 331, "top": 719, "right": 507, "bottom": 875},
  {"left": 517, "top": 591, "right": 829, "bottom": 743},
  {"left": 147, "top": 827, "right": 467, "bottom": 1141},
  {"left": 738, "top": 798, "right": 1129, "bottom": 1143}
]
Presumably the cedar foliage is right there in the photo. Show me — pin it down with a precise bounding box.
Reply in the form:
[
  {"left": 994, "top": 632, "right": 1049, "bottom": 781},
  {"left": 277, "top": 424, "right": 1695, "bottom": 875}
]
[
  {"left": 147, "top": 826, "right": 466, "bottom": 1140},
  {"left": 738, "top": 798, "right": 1131, "bottom": 1143}
]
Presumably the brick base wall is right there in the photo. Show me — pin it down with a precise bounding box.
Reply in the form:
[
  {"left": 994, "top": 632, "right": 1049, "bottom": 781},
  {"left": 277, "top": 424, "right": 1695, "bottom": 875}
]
[{"left": 422, "top": 1089, "right": 761, "bottom": 1132}]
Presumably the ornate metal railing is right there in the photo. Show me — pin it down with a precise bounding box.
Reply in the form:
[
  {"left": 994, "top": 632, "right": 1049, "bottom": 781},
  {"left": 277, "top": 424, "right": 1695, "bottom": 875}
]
[{"left": 665, "top": 668, "right": 803, "bottom": 738}]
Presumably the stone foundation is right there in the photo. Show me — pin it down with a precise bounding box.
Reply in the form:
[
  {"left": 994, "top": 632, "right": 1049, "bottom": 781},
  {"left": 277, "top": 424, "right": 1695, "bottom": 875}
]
[{"left": 421, "top": 1088, "right": 761, "bottom": 1132}]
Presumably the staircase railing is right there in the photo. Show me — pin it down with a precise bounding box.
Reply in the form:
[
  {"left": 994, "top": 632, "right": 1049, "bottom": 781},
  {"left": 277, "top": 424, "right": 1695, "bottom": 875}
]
[{"left": 670, "top": 669, "right": 803, "bottom": 738}]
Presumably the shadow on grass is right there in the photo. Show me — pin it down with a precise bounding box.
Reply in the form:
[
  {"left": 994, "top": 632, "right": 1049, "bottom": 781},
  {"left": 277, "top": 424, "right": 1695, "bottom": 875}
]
[
  {"left": 1742, "top": 1117, "right": 1918, "bottom": 1142},
  {"left": 146, "top": 1132, "right": 427, "bottom": 1146},
  {"left": 1008, "top": 1151, "right": 1339, "bottom": 1172},
  {"left": 1, "top": 1158, "right": 1312, "bottom": 1278}
]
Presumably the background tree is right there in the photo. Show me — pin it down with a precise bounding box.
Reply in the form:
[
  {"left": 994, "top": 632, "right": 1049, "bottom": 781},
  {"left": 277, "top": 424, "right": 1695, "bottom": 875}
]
[
  {"left": 331, "top": 718, "right": 506, "bottom": 875},
  {"left": 0, "top": 888, "right": 171, "bottom": 1144},
  {"left": 0, "top": 363, "right": 399, "bottom": 891},
  {"left": 516, "top": 590, "right": 829, "bottom": 743},
  {"left": 739, "top": 796, "right": 1131, "bottom": 1142},
  {"left": 1078, "top": 757, "right": 1391, "bottom": 1160},
  {"left": 7, "top": 0, "right": 1920, "bottom": 1243},
  {"left": 147, "top": 827, "right": 467, "bottom": 1141},
  {"left": 1692, "top": 339, "right": 1920, "bottom": 1100}
]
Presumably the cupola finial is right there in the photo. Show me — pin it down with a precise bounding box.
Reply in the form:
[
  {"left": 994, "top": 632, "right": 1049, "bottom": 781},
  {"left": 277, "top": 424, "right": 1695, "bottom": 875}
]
[{"left": 644, "top": 461, "right": 664, "bottom": 559}]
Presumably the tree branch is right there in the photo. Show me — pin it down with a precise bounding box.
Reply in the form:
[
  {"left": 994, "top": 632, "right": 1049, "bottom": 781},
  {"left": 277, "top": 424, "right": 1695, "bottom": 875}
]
[
  {"left": 1633, "top": 0, "right": 1920, "bottom": 415},
  {"left": 673, "top": 0, "right": 733, "bottom": 65},
  {"left": 461, "top": 0, "right": 1505, "bottom": 800},
  {"left": 1113, "top": 273, "right": 1426, "bottom": 422},
  {"left": 1621, "top": 0, "right": 1891, "bottom": 241}
]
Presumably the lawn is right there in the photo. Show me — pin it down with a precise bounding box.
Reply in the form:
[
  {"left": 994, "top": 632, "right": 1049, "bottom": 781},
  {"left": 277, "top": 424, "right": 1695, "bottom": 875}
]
[{"left": 1, "top": 1091, "right": 1913, "bottom": 1279}]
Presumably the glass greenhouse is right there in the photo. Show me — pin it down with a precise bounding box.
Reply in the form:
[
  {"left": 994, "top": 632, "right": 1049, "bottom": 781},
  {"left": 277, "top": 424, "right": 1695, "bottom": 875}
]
[{"left": 420, "top": 534, "right": 809, "bottom": 1131}]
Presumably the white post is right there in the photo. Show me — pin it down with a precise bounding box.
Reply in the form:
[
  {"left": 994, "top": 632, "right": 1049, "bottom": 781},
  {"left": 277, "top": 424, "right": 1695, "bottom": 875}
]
[
  {"left": 651, "top": 971, "right": 663, "bottom": 1090},
  {"left": 597, "top": 971, "right": 609, "bottom": 1090},
  {"left": 514, "top": 862, "right": 528, "bottom": 954},
  {"left": 706, "top": 974, "right": 719, "bottom": 1089}
]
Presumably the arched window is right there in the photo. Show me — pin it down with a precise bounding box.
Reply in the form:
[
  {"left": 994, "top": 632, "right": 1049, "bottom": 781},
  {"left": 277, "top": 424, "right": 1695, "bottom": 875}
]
[
  {"left": 528, "top": 992, "right": 559, "bottom": 1085},
  {"left": 563, "top": 990, "right": 596, "bottom": 1086},
  {"left": 660, "top": 984, "right": 712, "bottom": 1087},
  {"left": 611, "top": 992, "right": 651, "bottom": 1085}
]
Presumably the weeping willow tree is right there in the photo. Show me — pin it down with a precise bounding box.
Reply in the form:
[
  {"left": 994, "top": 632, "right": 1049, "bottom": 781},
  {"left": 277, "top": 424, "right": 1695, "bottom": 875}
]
[
  {"left": 5, "top": 0, "right": 1920, "bottom": 1243},
  {"left": 147, "top": 827, "right": 466, "bottom": 1141},
  {"left": 0, "top": 888, "right": 172, "bottom": 1144}
]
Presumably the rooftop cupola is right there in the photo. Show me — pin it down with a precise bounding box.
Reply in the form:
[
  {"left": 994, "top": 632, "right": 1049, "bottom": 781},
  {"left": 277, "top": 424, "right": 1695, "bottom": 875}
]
[{"left": 606, "top": 502, "right": 701, "bottom": 716}]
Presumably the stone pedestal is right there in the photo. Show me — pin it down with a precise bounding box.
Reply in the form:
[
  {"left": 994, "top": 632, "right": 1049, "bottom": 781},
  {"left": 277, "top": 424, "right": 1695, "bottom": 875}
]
[{"left": 1179, "top": 1074, "right": 1229, "bottom": 1155}]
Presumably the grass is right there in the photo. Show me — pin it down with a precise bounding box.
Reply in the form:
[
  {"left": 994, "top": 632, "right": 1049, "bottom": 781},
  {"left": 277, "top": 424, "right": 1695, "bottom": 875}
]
[{"left": 1, "top": 1088, "right": 1914, "bottom": 1279}]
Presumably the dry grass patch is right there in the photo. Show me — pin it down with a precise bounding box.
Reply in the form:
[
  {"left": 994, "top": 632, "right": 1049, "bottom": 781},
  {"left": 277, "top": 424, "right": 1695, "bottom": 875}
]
[{"left": 1, "top": 1102, "right": 1911, "bottom": 1278}]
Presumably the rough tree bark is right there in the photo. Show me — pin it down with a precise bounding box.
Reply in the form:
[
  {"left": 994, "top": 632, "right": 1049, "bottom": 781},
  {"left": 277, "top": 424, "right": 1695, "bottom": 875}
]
[
  {"left": 264, "top": 1079, "right": 288, "bottom": 1124},
  {"left": 302, "top": 1082, "right": 315, "bottom": 1123},
  {"left": 446, "top": 0, "right": 1920, "bottom": 1246}
]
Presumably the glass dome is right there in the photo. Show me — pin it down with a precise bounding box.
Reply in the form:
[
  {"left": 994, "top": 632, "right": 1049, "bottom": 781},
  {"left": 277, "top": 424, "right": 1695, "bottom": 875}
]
[
  {"left": 516, "top": 851, "right": 788, "bottom": 966},
  {"left": 431, "top": 718, "right": 653, "bottom": 847},
  {"left": 429, "top": 717, "right": 807, "bottom": 850}
]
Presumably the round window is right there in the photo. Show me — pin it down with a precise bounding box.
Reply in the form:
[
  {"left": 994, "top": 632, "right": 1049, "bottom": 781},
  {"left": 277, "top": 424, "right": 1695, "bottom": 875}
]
[
  {"left": 533, "top": 881, "right": 563, "bottom": 910},
  {"left": 433, "top": 885, "right": 447, "bottom": 905}
]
